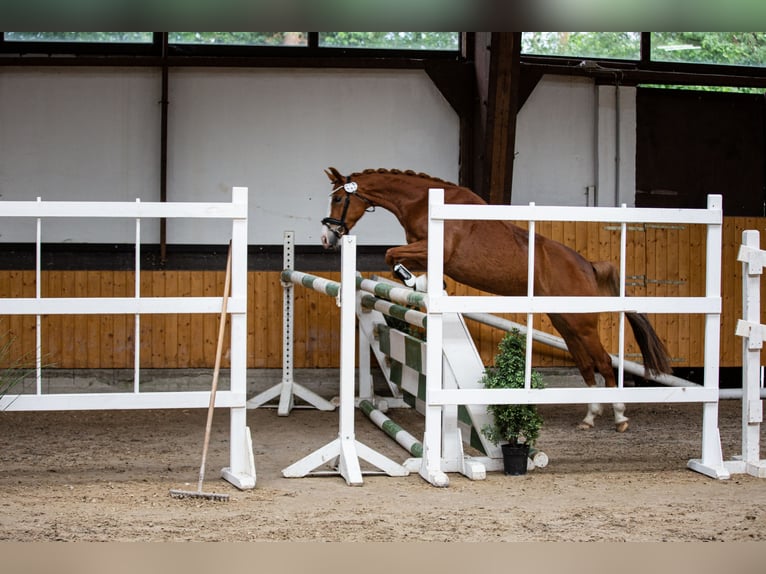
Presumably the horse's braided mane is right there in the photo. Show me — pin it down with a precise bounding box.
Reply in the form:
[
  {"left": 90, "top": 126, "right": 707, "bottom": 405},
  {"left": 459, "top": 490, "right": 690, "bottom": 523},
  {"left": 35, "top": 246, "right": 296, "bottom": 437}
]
[{"left": 351, "top": 168, "right": 458, "bottom": 188}]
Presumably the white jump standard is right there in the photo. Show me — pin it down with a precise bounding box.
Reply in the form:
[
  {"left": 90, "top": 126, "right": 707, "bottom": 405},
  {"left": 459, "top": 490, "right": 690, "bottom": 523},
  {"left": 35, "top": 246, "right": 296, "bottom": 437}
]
[
  {"left": 726, "top": 229, "right": 766, "bottom": 478},
  {"left": 247, "top": 231, "right": 337, "bottom": 415},
  {"left": 280, "top": 235, "right": 409, "bottom": 485}
]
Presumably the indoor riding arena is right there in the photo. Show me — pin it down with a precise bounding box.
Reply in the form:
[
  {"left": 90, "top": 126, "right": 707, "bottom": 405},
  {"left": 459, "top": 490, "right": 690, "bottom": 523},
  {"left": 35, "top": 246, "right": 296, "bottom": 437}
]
[{"left": 1, "top": 31, "right": 766, "bottom": 550}]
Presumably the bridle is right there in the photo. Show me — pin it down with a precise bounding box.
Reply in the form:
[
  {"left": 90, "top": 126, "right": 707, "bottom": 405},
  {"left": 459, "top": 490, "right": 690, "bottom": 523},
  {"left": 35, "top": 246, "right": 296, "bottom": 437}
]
[{"left": 321, "top": 176, "right": 376, "bottom": 238}]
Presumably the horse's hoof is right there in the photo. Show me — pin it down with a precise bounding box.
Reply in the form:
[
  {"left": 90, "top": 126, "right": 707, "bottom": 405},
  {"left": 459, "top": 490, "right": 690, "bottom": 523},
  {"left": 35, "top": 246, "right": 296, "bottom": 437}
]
[
  {"left": 577, "top": 421, "right": 594, "bottom": 430},
  {"left": 615, "top": 421, "right": 629, "bottom": 433}
]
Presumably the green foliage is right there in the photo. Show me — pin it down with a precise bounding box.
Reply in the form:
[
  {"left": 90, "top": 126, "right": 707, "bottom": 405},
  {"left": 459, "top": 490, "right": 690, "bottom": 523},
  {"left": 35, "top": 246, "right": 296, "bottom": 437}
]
[
  {"left": 4, "top": 32, "right": 457, "bottom": 51},
  {"left": 319, "top": 32, "right": 458, "bottom": 50},
  {"left": 481, "top": 329, "right": 544, "bottom": 447},
  {"left": 522, "top": 32, "right": 641, "bottom": 60},
  {"left": 169, "top": 32, "right": 307, "bottom": 46},
  {"left": 5, "top": 32, "right": 153, "bottom": 43},
  {"left": 522, "top": 32, "right": 766, "bottom": 68},
  {"left": 651, "top": 32, "right": 766, "bottom": 68}
]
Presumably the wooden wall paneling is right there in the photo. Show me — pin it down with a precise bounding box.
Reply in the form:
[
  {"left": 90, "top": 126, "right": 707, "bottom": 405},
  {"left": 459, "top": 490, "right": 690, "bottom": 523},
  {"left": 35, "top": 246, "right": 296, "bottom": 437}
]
[
  {"left": 139, "top": 270, "right": 154, "bottom": 369},
  {"left": 14, "top": 272, "right": 30, "bottom": 364},
  {"left": 219, "top": 268, "right": 232, "bottom": 368},
  {"left": 666, "top": 224, "right": 681, "bottom": 365},
  {"left": 85, "top": 271, "right": 101, "bottom": 369},
  {"left": 314, "top": 271, "right": 341, "bottom": 368},
  {"left": 164, "top": 271, "right": 179, "bottom": 369},
  {"left": 189, "top": 269, "right": 205, "bottom": 368},
  {"left": 4, "top": 271, "right": 24, "bottom": 366},
  {"left": 60, "top": 272, "right": 75, "bottom": 368},
  {"left": 248, "top": 271, "right": 261, "bottom": 368},
  {"left": 150, "top": 271, "right": 165, "bottom": 369},
  {"left": 721, "top": 217, "right": 743, "bottom": 366},
  {"left": 42, "top": 270, "right": 62, "bottom": 369},
  {"left": 72, "top": 271, "right": 88, "bottom": 368},
  {"left": 689, "top": 222, "right": 706, "bottom": 366},
  {"left": 111, "top": 271, "right": 127, "bottom": 368},
  {"left": 201, "top": 270, "right": 217, "bottom": 368},
  {"left": 293, "top": 274, "right": 309, "bottom": 368},
  {"left": 98, "top": 270, "right": 114, "bottom": 369},
  {"left": 0, "top": 268, "right": 10, "bottom": 368},
  {"left": 270, "top": 272, "right": 285, "bottom": 367},
  {"left": 3, "top": 216, "right": 765, "bottom": 372},
  {"left": 676, "top": 224, "right": 691, "bottom": 368},
  {"left": 175, "top": 271, "right": 191, "bottom": 368}
]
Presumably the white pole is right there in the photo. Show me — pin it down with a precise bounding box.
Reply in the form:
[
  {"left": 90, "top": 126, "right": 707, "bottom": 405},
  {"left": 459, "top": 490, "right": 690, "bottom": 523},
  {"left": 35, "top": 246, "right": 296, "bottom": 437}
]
[
  {"left": 739, "top": 230, "right": 765, "bottom": 474},
  {"left": 525, "top": 205, "right": 535, "bottom": 390},
  {"left": 617, "top": 208, "right": 627, "bottom": 388},
  {"left": 35, "top": 197, "right": 42, "bottom": 394},
  {"left": 689, "top": 194, "right": 728, "bottom": 478},
  {"left": 134, "top": 198, "right": 141, "bottom": 393},
  {"left": 222, "top": 186, "right": 255, "bottom": 489},
  {"left": 423, "top": 189, "right": 448, "bottom": 487}
]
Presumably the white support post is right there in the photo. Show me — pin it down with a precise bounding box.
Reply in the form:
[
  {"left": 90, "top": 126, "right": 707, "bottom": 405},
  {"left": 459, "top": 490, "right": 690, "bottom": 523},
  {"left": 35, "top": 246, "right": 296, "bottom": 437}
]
[
  {"left": 525, "top": 207, "right": 535, "bottom": 389},
  {"left": 421, "top": 189, "right": 449, "bottom": 487},
  {"left": 688, "top": 194, "right": 729, "bottom": 479},
  {"left": 134, "top": 199, "right": 141, "bottom": 394},
  {"left": 35, "top": 198, "right": 42, "bottom": 394},
  {"left": 725, "top": 230, "right": 766, "bottom": 477},
  {"left": 221, "top": 186, "right": 256, "bottom": 490},
  {"left": 281, "top": 236, "right": 408, "bottom": 485},
  {"left": 246, "top": 231, "right": 335, "bottom": 414}
]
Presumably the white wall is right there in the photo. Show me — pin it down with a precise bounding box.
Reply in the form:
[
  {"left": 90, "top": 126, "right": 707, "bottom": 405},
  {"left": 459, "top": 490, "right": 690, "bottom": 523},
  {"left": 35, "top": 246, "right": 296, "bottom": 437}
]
[
  {"left": 0, "top": 67, "right": 640, "bottom": 245},
  {"left": 0, "top": 67, "right": 161, "bottom": 242},
  {"left": 0, "top": 67, "right": 459, "bottom": 245},
  {"left": 512, "top": 75, "right": 636, "bottom": 208}
]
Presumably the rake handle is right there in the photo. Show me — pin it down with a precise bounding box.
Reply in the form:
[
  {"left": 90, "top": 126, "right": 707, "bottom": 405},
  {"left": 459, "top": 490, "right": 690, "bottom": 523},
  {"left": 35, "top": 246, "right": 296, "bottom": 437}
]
[{"left": 196, "top": 241, "right": 233, "bottom": 493}]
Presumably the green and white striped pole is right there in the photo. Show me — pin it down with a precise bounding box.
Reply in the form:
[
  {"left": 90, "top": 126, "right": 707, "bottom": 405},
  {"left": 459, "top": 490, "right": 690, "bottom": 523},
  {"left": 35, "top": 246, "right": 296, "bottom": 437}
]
[{"left": 359, "top": 399, "right": 423, "bottom": 458}]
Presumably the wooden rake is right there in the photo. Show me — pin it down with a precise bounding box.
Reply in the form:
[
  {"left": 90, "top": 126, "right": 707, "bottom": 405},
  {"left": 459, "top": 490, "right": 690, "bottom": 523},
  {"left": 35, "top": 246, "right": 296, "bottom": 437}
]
[{"left": 170, "top": 241, "right": 233, "bottom": 502}]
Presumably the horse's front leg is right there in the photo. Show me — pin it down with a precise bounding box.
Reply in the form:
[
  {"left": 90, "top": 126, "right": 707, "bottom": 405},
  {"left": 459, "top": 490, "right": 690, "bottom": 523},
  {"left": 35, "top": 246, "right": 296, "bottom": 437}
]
[{"left": 385, "top": 240, "right": 429, "bottom": 272}]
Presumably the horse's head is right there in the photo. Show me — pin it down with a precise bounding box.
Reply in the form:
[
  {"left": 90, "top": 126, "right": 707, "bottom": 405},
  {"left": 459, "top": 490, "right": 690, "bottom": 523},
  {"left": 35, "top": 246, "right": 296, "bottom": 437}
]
[{"left": 320, "top": 167, "right": 376, "bottom": 249}]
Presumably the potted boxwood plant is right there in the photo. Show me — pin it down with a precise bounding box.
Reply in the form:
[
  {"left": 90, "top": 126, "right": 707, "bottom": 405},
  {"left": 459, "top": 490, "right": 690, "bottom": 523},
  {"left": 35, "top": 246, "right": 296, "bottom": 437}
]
[{"left": 480, "top": 329, "right": 544, "bottom": 475}]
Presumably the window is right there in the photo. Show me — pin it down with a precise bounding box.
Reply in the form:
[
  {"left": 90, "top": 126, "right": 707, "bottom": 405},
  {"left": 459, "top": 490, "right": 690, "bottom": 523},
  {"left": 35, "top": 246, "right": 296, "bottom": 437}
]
[
  {"left": 522, "top": 32, "right": 641, "bottom": 61},
  {"left": 169, "top": 32, "right": 307, "bottom": 47},
  {"left": 651, "top": 32, "right": 766, "bottom": 68},
  {"left": 4, "top": 32, "right": 153, "bottom": 43},
  {"left": 319, "top": 32, "right": 459, "bottom": 51}
]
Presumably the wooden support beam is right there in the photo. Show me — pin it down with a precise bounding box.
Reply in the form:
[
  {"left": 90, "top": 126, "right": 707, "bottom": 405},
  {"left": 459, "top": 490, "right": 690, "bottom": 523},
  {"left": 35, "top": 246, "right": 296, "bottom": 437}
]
[{"left": 484, "top": 33, "right": 522, "bottom": 205}]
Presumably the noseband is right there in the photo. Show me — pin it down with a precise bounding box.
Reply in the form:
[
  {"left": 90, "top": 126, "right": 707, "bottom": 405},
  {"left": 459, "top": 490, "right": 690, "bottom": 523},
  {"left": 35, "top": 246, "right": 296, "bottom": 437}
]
[{"left": 321, "top": 177, "right": 376, "bottom": 238}]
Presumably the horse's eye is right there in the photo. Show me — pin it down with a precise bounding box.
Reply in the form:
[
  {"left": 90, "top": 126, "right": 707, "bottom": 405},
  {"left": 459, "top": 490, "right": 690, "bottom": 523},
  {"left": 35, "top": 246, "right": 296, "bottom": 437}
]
[{"left": 333, "top": 196, "right": 342, "bottom": 203}]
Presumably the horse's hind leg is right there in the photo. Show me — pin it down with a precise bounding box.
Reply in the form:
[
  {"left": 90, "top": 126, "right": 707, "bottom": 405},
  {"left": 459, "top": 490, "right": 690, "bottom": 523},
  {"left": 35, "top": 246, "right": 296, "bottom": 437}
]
[
  {"left": 550, "top": 314, "right": 604, "bottom": 430},
  {"left": 551, "top": 313, "right": 629, "bottom": 432},
  {"left": 588, "top": 337, "right": 629, "bottom": 432}
]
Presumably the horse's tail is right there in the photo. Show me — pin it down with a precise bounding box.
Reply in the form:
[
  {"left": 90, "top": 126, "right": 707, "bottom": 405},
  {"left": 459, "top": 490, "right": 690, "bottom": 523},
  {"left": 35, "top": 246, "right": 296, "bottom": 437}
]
[{"left": 592, "top": 261, "right": 672, "bottom": 376}]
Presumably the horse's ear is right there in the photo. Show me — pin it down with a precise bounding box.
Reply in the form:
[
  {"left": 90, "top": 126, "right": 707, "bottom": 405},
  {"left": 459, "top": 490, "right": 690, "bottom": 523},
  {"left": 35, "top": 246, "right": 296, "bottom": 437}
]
[{"left": 325, "top": 167, "right": 343, "bottom": 184}]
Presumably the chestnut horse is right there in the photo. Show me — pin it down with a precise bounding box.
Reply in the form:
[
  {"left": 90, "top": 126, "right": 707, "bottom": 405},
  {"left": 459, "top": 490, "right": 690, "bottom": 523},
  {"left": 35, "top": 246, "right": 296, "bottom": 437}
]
[{"left": 320, "top": 167, "right": 671, "bottom": 432}]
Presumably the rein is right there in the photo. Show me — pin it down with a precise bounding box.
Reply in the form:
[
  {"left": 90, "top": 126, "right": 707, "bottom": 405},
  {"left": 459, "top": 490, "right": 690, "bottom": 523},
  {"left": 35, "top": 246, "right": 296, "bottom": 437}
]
[{"left": 321, "top": 177, "right": 376, "bottom": 238}]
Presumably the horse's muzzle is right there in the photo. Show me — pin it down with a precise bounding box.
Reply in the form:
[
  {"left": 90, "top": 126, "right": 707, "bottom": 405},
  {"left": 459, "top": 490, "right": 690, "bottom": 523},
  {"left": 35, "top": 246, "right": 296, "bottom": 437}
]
[{"left": 320, "top": 224, "right": 342, "bottom": 250}]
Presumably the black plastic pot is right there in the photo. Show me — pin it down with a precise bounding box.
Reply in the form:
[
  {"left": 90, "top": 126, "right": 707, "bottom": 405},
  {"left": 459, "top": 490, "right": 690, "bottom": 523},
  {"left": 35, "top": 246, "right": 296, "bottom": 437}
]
[{"left": 501, "top": 443, "right": 529, "bottom": 475}]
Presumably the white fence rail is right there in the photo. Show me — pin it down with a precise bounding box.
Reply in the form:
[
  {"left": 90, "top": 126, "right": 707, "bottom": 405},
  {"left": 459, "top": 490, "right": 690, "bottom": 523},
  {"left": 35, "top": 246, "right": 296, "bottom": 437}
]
[
  {"left": 0, "top": 188, "right": 255, "bottom": 489},
  {"left": 420, "top": 190, "right": 728, "bottom": 486}
]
